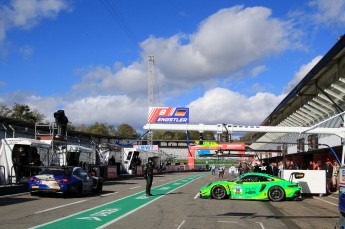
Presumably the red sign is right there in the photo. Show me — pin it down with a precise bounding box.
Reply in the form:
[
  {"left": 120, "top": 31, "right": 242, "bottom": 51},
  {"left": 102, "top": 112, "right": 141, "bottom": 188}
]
[
  {"left": 218, "top": 142, "right": 245, "bottom": 150},
  {"left": 107, "top": 165, "right": 117, "bottom": 179}
]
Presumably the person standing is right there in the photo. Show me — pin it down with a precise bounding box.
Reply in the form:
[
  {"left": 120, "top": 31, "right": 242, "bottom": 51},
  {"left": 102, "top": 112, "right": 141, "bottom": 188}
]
[
  {"left": 144, "top": 158, "right": 154, "bottom": 197},
  {"left": 13, "top": 146, "right": 27, "bottom": 184},
  {"left": 307, "top": 161, "right": 314, "bottom": 170},
  {"left": 229, "top": 164, "right": 236, "bottom": 177},
  {"left": 322, "top": 159, "right": 333, "bottom": 195},
  {"left": 278, "top": 161, "right": 284, "bottom": 178},
  {"left": 218, "top": 164, "right": 225, "bottom": 178},
  {"left": 269, "top": 162, "right": 278, "bottom": 176},
  {"left": 242, "top": 162, "right": 249, "bottom": 174},
  {"left": 211, "top": 164, "right": 216, "bottom": 175},
  {"left": 332, "top": 160, "right": 340, "bottom": 191},
  {"left": 238, "top": 162, "right": 243, "bottom": 176},
  {"left": 108, "top": 156, "right": 115, "bottom": 165}
]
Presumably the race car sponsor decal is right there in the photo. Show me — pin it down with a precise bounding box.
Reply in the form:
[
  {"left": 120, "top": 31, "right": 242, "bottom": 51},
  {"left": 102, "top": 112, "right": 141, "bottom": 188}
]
[
  {"left": 148, "top": 107, "right": 189, "bottom": 123},
  {"left": 234, "top": 185, "right": 242, "bottom": 194},
  {"left": 245, "top": 187, "right": 256, "bottom": 195}
]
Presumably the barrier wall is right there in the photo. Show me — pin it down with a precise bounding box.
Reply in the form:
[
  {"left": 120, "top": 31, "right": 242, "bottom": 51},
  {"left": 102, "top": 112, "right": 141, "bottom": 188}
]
[{"left": 282, "top": 170, "right": 326, "bottom": 194}]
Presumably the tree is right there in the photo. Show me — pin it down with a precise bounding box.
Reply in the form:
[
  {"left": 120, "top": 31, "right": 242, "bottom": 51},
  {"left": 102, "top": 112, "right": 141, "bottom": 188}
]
[
  {"left": 86, "top": 122, "right": 115, "bottom": 135},
  {"left": 0, "top": 103, "right": 45, "bottom": 123},
  {"left": 0, "top": 104, "right": 11, "bottom": 117},
  {"left": 116, "top": 123, "right": 139, "bottom": 139}
]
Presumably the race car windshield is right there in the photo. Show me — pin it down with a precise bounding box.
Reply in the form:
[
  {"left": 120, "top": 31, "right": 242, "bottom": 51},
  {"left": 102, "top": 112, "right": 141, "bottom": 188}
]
[{"left": 40, "top": 169, "right": 72, "bottom": 176}]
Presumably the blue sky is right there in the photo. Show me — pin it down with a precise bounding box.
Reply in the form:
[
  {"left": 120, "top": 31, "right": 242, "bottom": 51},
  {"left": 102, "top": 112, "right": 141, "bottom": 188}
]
[{"left": 0, "top": 0, "right": 345, "bottom": 131}]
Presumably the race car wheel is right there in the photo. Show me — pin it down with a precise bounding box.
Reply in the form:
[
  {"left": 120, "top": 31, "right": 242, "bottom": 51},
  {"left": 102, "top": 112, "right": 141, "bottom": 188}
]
[
  {"left": 76, "top": 182, "right": 83, "bottom": 197},
  {"left": 95, "top": 181, "right": 103, "bottom": 193},
  {"left": 211, "top": 185, "right": 227, "bottom": 200},
  {"left": 268, "top": 186, "right": 285, "bottom": 202},
  {"left": 30, "top": 192, "right": 38, "bottom": 196}
]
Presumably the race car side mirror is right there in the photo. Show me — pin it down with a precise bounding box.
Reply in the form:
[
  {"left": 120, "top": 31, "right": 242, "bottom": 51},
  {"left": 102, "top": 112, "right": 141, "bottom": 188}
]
[{"left": 293, "top": 172, "right": 305, "bottom": 179}]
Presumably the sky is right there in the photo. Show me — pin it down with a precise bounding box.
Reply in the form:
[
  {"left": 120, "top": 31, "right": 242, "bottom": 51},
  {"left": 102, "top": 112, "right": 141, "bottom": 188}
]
[{"left": 1, "top": 0, "right": 345, "bottom": 133}]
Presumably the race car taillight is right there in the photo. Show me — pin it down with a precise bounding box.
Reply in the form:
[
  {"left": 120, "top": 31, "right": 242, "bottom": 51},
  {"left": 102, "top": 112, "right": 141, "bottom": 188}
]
[{"left": 56, "top": 178, "right": 69, "bottom": 183}]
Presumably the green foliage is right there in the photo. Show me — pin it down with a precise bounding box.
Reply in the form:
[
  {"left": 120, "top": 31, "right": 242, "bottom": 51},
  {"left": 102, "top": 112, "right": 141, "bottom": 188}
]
[
  {"left": 116, "top": 123, "right": 139, "bottom": 138},
  {"left": 0, "top": 103, "right": 45, "bottom": 123},
  {"left": 83, "top": 122, "right": 116, "bottom": 135},
  {"left": 71, "top": 122, "right": 140, "bottom": 139}
]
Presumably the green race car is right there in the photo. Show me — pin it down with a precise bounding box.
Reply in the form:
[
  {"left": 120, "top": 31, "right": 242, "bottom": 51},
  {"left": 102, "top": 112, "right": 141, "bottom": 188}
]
[{"left": 199, "top": 172, "right": 303, "bottom": 202}]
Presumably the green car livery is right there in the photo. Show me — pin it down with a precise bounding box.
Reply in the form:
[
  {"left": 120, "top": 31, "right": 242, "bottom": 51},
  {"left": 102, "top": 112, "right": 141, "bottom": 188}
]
[{"left": 199, "top": 172, "right": 302, "bottom": 202}]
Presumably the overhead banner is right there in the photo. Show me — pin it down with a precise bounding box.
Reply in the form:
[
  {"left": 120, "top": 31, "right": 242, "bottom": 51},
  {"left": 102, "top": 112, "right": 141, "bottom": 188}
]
[{"left": 148, "top": 107, "right": 189, "bottom": 124}]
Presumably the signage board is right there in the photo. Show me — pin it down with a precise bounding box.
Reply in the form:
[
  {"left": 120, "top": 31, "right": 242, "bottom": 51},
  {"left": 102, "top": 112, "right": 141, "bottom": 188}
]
[{"left": 148, "top": 107, "right": 189, "bottom": 124}]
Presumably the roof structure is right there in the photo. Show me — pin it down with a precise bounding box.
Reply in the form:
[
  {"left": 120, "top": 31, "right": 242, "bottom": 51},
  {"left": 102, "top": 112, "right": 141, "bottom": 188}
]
[{"left": 250, "top": 35, "right": 345, "bottom": 151}]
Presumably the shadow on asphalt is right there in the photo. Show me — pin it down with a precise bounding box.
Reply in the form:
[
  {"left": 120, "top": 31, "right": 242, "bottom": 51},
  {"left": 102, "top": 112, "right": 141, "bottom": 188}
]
[
  {"left": 0, "top": 197, "right": 36, "bottom": 207},
  {"left": 217, "top": 212, "right": 339, "bottom": 219}
]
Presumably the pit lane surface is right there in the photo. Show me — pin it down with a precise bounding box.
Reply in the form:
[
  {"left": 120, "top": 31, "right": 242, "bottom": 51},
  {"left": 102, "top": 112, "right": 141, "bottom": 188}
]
[{"left": 0, "top": 172, "right": 340, "bottom": 229}]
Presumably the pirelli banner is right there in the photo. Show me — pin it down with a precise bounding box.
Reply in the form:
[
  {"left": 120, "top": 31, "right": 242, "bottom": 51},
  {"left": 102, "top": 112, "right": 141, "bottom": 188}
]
[{"left": 148, "top": 107, "right": 189, "bottom": 124}]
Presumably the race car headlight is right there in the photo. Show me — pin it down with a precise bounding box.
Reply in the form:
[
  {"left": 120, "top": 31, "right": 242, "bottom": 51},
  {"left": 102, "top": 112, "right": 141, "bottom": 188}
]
[{"left": 287, "top": 184, "right": 299, "bottom": 188}]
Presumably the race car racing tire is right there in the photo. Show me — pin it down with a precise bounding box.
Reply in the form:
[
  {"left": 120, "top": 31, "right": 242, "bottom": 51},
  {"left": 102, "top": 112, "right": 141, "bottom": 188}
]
[
  {"left": 211, "top": 185, "right": 227, "bottom": 200},
  {"left": 95, "top": 181, "right": 103, "bottom": 194},
  {"left": 76, "top": 182, "right": 83, "bottom": 197},
  {"left": 268, "top": 186, "right": 285, "bottom": 202},
  {"left": 30, "top": 192, "right": 38, "bottom": 196}
]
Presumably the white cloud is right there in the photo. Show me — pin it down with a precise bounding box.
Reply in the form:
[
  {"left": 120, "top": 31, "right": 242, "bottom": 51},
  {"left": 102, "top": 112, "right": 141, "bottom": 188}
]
[
  {"left": 283, "top": 55, "right": 322, "bottom": 94},
  {"left": 74, "top": 5, "right": 295, "bottom": 101},
  {"left": 140, "top": 6, "right": 293, "bottom": 85},
  {"left": 3, "top": 92, "right": 148, "bottom": 129},
  {"left": 0, "top": 0, "right": 70, "bottom": 43},
  {"left": 309, "top": 0, "right": 345, "bottom": 24},
  {"left": 63, "top": 95, "right": 147, "bottom": 128},
  {"left": 250, "top": 65, "right": 268, "bottom": 77},
  {"left": 188, "top": 88, "right": 284, "bottom": 125}
]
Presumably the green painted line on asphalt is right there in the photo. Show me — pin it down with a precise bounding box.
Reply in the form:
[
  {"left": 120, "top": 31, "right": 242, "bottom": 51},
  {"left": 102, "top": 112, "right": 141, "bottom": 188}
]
[{"left": 30, "top": 174, "right": 205, "bottom": 229}]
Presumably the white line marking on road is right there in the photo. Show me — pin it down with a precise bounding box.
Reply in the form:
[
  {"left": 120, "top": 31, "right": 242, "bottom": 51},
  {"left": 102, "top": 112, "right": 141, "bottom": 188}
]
[
  {"left": 177, "top": 220, "right": 185, "bottom": 229},
  {"left": 34, "top": 200, "right": 87, "bottom": 214},
  {"left": 129, "top": 186, "right": 141, "bottom": 190},
  {"left": 217, "top": 221, "right": 238, "bottom": 224},
  {"left": 256, "top": 222, "right": 265, "bottom": 229},
  {"left": 328, "top": 196, "right": 338, "bottom": 200},
  {"left": 193, "top": 193, "right": 199, "bottom": 199},
  {"left": 100, "top": 192, "right": 118, "bottom": 197},
  {"left": 314, "top": 197, "right": 338, "bottom": 206},
  {"left": 159, "top": 180, "right": 165, "bottom": 182},
  {"left": 97, "top": 176, "right": 204, "bottom": 229}
]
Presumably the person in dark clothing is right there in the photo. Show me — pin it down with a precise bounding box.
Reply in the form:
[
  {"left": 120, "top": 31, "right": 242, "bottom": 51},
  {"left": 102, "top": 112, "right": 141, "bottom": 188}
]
[
  {"left": 242, "top": 162, "right": 249, "bottom": 174},
  {"left": 13, "top": 146, "right": 28, "bottom": 183},
  {"left": 144, "top": 157, "right": 154, "bottom": 197},
  {"left": 269, "top": 162, "right": 279, "bottom": 176},
  {"left": 253, "top": 163, "right": 260, "bottom": 172},
  {"left": 322, "top": 159, "right": 333, "bottom": 194},
  {"left": 108, "top": 156, "right": 115, "bottom": 165}
]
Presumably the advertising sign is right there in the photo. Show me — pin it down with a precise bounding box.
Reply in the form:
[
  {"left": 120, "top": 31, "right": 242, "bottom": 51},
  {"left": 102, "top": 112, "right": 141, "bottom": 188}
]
[
  {"left": 148, "top": 107, "right": 189, "bottom": 124},
  {"left": 133, "top": 145, "right": 159, "bottom": 151}
]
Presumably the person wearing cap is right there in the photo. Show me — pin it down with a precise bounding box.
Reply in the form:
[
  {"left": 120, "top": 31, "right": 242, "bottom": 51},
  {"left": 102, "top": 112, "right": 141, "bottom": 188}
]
[{"left": 144, "top": 158, "right": 154, "bottom": 197}]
